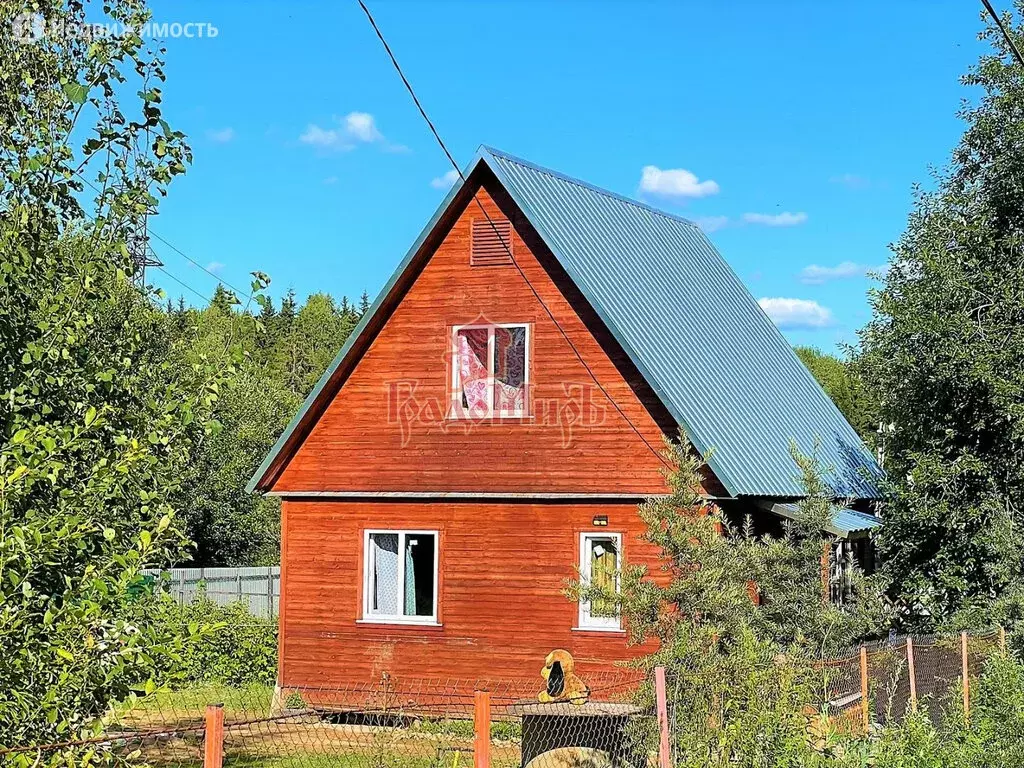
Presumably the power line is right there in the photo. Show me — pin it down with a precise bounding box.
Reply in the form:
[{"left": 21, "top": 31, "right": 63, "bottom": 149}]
[
  {"left": 154, "top": 264, "right": 213, "bottom": 304},
  {"left": 74, "top": 171, "right": 254, "bottom": 300},
  {"left": 63, "top": 174, "right": 220, "bottom": 307},
  {"left": 355, "top": 0, "right": 672, "bottom": 470},
  {"left": 148, "top": 228, "right": 252, "bottom": 301},
  {"left": 982, "top": 0, "right": 1024, "bottom": 68}
]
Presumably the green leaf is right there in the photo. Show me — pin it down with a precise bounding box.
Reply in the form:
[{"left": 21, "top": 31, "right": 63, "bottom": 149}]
[
  {"left": 62, "top": 82, "right": 88, "bottom": 105},
  {"left": 55, "top": 648, "right": 74, "bottom": 662}
]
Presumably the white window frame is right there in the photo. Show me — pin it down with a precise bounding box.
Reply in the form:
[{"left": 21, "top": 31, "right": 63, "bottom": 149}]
[
  {"left": 361, "top": 529, "right": 440, "bottom": 626},
  {"left": 577, "top": 531, "right": 623, "bottom": 631},
  {"left": 449, "top": 323, "right": 530, "bottom": 419}
]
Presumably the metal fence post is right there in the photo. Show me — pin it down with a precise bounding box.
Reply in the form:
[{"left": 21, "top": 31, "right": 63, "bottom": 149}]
[
  {"left": 203, "top": 704, "right": 224, "bottom": 768},
  {"left": 474, "top": 690, "right": 491, "bottom": 768},
  {"left": 961, "top": 631, "right": 970, "bottom": 721},
  {"left": 655, "top": 666, "right": 671, "bottom": 768},
  {"left": 859, "top": 645, "right": 869, "bottom": 732},
  {"left": 906, "top": 637, "right": 917, "bottom": 712}
]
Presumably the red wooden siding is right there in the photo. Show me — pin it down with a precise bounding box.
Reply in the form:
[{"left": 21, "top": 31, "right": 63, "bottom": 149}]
[
  {"left": 273, "top": 180, "right": 723, "bottom": 496},
  {"left": 280, "top": 499, "right": 667, "bottom": 687}
]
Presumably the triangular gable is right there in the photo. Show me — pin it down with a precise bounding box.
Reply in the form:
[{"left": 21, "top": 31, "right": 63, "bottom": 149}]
[{"left": 249, "top": 147, "right": 883, "bottom": 499}]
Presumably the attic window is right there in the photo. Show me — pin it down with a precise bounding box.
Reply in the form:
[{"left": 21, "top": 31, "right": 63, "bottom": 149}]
[
  {"left": 450, "top": 323, "right": 529, "bottom": 419},
  {"left": 470, "top": 219, "right": 513, "bottom": 266}
]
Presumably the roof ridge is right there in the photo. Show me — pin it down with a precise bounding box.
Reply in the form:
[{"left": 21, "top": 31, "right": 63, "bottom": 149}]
[{"left": 479, "top": 145, "right": 701, "bottom": 231}]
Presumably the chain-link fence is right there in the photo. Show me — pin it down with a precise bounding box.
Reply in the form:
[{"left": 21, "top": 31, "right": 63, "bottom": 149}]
[
  {"left": 819, "top": 628, "right": 1006, "bottom": 730},
  {"left": 1, "top": 670, "right": 656, "bottom": 768},
  {"left": 0, "top": 630, "right": 1007, "bottom": 767}
]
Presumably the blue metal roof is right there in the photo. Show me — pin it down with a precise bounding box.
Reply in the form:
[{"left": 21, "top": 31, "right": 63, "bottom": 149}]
[
  {"left": 248, "top": 146, "right": 884, "bottom": 499},
  {"left": 768, "top": 503, "right": 882, "bottom": 538},
  {"left": 481, "top": 147, "right": 883, "bottom": 499}
]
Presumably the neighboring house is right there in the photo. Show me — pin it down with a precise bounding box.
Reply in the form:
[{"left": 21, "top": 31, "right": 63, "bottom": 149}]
[{"left": 247, "top": 147, "right": 883, "bottom": 689}]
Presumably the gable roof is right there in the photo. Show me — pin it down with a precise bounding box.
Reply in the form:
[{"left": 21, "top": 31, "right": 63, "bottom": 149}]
[{"left": 248, "top": 146, "right": 884, "bottom": 499}]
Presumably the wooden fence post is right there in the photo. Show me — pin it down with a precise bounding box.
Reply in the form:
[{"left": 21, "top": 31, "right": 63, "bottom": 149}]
[
  {"left": 859, "top": 645, "right": 869, "bottom": 732},
  {"left": 655, "top": 666, "right": 671, "bottom": 768},
  {"left": 474, "top": 690, "right": 491, "bottom": 768},
  {"left": 906, "top": 637, "right": 917, "bottom": 712},
  {"left": 203, "top": 704, "right": 224, "bottom": 768},
  {"left": 1000, "top": 625, "right": 1007, "bottom": 653},
  {"left": 961, "top": 631, "right": 970, "bottom": 721}
]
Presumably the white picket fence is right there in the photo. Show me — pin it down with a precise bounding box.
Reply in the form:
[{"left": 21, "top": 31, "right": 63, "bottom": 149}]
[{"left": 142, "top": 566, "right": 280, "bottom": 618}]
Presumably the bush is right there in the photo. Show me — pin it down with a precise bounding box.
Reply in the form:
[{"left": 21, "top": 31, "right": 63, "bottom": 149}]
[{"left": 142, "top": 588, "right": 278, "bottom": 687}]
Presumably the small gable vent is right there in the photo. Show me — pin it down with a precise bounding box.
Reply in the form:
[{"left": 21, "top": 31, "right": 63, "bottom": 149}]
[{"left": 470, "top": 219, "right": 513, "bottom": 266}]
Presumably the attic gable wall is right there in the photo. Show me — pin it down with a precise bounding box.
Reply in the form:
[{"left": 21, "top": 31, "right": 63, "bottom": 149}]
[{"left": 272, "top": 180, "right": 724, "bottom": 496}]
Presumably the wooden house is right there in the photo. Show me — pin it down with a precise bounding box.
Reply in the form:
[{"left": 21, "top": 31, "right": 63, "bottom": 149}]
[{"left": 247, "top": 147, "right": 883, "bottom": 691}]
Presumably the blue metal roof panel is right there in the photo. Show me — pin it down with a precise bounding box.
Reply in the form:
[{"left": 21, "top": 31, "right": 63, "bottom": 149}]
[
  {"left": 482, "top": 146, "right": 883, "bottom": 498},
  {"left": 773, "top": 503, "right": 882, "bottom": 537}
]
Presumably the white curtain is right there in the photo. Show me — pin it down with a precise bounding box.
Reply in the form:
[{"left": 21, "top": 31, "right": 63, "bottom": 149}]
[{"left": 371, "top": 534, "right": 399, "bottom": 614}]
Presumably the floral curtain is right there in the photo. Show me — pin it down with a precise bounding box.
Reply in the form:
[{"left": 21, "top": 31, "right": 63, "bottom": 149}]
[
  {"left": 493, "top": 326, "right": 526, "bottom": 415},
  {"left": 457, "top": 328, "right": 489, "bottom": 417}
]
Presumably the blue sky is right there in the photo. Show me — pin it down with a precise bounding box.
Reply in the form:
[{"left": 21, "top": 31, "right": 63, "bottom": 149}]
[{"left": 143, "top": 0, "right": 990, "bottom": 354}]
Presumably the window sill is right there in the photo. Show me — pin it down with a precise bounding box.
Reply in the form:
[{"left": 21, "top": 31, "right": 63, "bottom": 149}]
[
  {"left": 572, "top": 626, "right": 626, "bottom": 634},
  {"left": 356, "top": 618, "right": 443, "bottom": 628}
]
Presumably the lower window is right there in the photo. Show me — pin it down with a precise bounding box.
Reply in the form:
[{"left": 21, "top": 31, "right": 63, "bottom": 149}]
[
  {"left": 578, "top": 532, "right": 622, "bottom": 630},
  {"left": 363, "top": 530, "right": 438, "bottom": 624}
]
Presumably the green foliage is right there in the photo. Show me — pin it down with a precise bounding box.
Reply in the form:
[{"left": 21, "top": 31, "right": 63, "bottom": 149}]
[
  {"left": 568, "top": 438, "right": 885, "bottom": 765},
  {"left": 852, "top": 653, "right": 1024, "bottom": 768},
  {"left": 144, "top": 591, "right": 278, "bottom": 687},
  {"left": 170, "top": 289, "right": 362, "bottom": 566},
  {"left": 854, "top": 5, "right": 1024, "bottom": 629},
  {"left": 794, "top": 346, "right": 869, "bottom": 437},
  {"left": 579, "top": 438, "right": 884, "bottom": 658},
  {"left": 0, "top": 0, "right": 270, "bottom": 748}
]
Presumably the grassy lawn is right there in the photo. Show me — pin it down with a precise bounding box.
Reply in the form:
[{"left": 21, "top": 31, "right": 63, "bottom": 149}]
[
  {"left": 113, "top": 683, "right": 276, "bottom": 729},
  {"left": 114, "top": 685, "right": 523, "bottom": 768}
]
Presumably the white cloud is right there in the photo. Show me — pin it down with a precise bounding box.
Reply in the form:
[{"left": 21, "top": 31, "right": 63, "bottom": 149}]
[
  {"left": 693, "top": 215, "right": 728, "bottom": 233},
  {"left": 299, "top": 124, "right": 344, "bottom": 149},
  {"left": 742, "top": 211, "right": 808, "bottom": 227},
  {"left": 758, "top": 297, "right": 833, "bottom": 329},
  {"left": 344, "top": 112, "right": 381, "bottom": 142},
  {"left": 830, "top": 173, "right": 870, "bottom": 190},
  {"left": 323, "top": 176, "right": 339, "bottom": 185},
  {"left": 206, "top": 261, "right": 225, "bottom": 275},
  {"left": 639, "top": 166, "right": 719, "bottom": 199},
  {"left": 206, "top": 127, "right": 235, "bottom": 143},
  {"left": 430, "top": 169, "right": 461, "bottom": 189},
  {"left": 799, "top": 261, "right": 866, "bottom": 285},
  {"left": 299, "top": 111, "right": 406, "bottom": 152}
]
